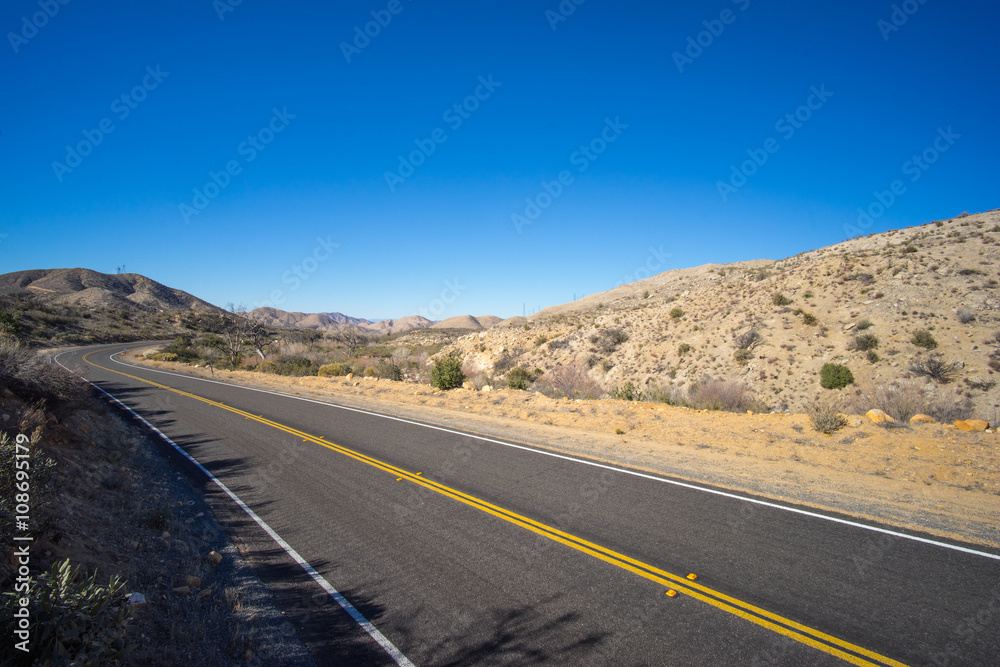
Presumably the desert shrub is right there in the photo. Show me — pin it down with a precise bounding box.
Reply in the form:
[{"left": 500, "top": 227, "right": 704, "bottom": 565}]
[
  {"left": 590, "top": 327, "right": 629, "bottom": 354},
  {"left": 547, "top": 337, "right": 569, "bottom": 350},
  {"left": 820, "top": 363, "right": 854, "bottom": 389},
  {"left": 772, "top": 293, "right": 792, "bottom": 306},
  {"left": 0, "top": 431, "right": 58, "bottom": 544},
  {"left": 256, "top": 356, "right": 315, "bottom": 376},
  {"left": 535, "top": 364, "right": 602, "bottom": 399},
  {"left": 856, "top": 318, "right": 873, "bottom": 330},
  {"left": 803, "top": 291, "right": 814, "bottom": 299},
  {"left": 956, "top": 308, "right": 976, "bottom": 324},
  {"left": 802, "top": 313, "right": 817, "bottom": 325},
  {"left": 318, "top": 362, "right": 355, "bottom": 377},
  {"left": 911, "top": 330, "right": 938, "bottom": 349},
  {"left": 145, "top": 352, "right": 178, "bottom": 362},
  {"left": 852, "top": 379, "right": 968, "bottom": 422},
  {"left": 0, "top": 338, "right": 82, "bottom": 403},
  {"left": 669, "top": 307, "right": 684, "bottom": 320},
  {"left": 848, "top": 333, "right": 879, "bottom": 352},
  {"left": 368, "top": 359, "right": 403, "bottom": 381},
  {"left": 909, "top": 355, "right": 960, "bottom": 384},
  {"left": 0, "top": 559, "right": 135, "bottom": 664},
  {"left": 677, "top": 343, "right": 691, "bottom": 357},
  {"left": 808, "top": 405, "right": 847, "bottom": 434},
  {"left": 611, "top": 382, "right": 644, "bottom": 401},
  {"left": 507, "top": 367, "right": 534, "bottom": 390},
  {"left": 534, "top": 335, "right": 549, "bottom": 346},
  {"left": 903, "top": 245, "right": 917, "bottom": 253},
  {"left": 162, "top": 335, "right": 200, "bottom": 363},
  {"left": 867, "top": 350, "right": 880, "bottom": 363},
  {"left": 734, "top": 348, "right": 753, "bottom": 365},
  {"left": 431, "top": 355, "right": 466, "bottom": 390},
  {"left": 734, "top": 330, "right": 762, "bottom": 350},
  {"left": 492, "top": 352, "right": 519, "bottom": 375},
  {"left": 687, "top": 377, "right": 761, "bottom": 412}
]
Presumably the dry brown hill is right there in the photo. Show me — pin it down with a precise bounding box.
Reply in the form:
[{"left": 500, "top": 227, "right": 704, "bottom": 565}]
[
  {"left": 443, "top": 209, "right": 1000, "bottom": 419},
  {"left": 0, "top": 268, "right": 220, "bottom": 314},
  {"left": 250, "top": 307, "right": 435, "bottom": 334}
]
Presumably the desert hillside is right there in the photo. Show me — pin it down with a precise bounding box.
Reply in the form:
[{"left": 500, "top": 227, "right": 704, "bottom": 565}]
[
  {"left": 443, "top": 210, "right": 1000, "bottom": 418},
  {"left": 0, "top": 268, "right": 220, "bottom": 314}
]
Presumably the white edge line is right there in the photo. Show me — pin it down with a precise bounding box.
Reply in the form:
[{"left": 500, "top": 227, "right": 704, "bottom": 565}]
[
  {"left": 83, "top": 346, "right": 1000, "bottom": 562},
  {"left": 56, "top": 350, "right": 415, "bottom": 667}
]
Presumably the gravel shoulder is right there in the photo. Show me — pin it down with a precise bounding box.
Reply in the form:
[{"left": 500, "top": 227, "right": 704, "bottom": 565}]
[{"left": 128, "top": 352, "right": 1000, "bottom": 550}]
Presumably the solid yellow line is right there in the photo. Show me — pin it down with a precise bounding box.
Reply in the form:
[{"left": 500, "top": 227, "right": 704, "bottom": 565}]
[{"left": 84, "top": 352, "right": 909, "bottom": 667}]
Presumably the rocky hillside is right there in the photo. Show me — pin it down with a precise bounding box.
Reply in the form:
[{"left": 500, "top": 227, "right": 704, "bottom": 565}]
[
  {"left": 443, "top": 209, "right": 1000, "bottom": 417},
  {"left": 0, "top": 268, "right": 220, "bottom": 314},
  {"left": 251, "top": 308, "right": 502, "bottom": 334}
]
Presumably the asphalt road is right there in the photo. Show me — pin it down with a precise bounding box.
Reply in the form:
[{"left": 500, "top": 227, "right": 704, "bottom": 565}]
[{"left": 57, "top": 343, "right": 1000, "bottom": 666}]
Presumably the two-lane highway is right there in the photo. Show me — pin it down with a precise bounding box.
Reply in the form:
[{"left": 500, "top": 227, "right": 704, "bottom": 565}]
[{"left": 59, "top": 344, "right": 1000, "bottom": 665}]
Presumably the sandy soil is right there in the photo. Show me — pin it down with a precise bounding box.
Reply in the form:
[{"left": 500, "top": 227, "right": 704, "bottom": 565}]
[{"left": 123, "top": 352, "right": 999, "bottom": 550}]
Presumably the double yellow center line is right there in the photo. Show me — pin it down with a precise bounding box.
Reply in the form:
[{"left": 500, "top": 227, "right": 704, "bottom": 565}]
[{"left": 86, "top": 352, "right": 909, "bottom": 667}]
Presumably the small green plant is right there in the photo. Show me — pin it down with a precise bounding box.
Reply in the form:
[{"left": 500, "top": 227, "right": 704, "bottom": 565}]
[
  {"left": 809, "top": 406, "right": 848, "bottom": 434},
  {"left": 802, "top": 313, "right": 818, "bottom": 325},
  {"left": 615, "top": 428, "right": 625, "bottom": 435},
  {"left": 1, "top": 559, "right": 135, "bottom": 664},
  {"left": 368, "top": 359, "right": 403, "bottom": 381},
  {"left": 611, "top": 382, "right": 644, "bottom": 401},
  {"left": 772, "top": 293, "right": 792, "bottom": 306},
  {"left": 677, "top": 343, "right": 691, "bottom": 357},
  {"left": 734, "top": 348, "right": 753, "bottom": 365},
  {"left": 848, "top": 333, "right": 879, "bottom": 352},
  {"left": 669, "top": 307, "right": 684, "bottom": 320},
  {"left": 820, "top": 363, "right": 854, "bottom": 389},
  {"left": 431, "top": 355, "right": 466, "bottom": 390},
  {"left": 534, "top": 335, "right": 549, "bottom": 346},
  {"left": 145, "top": 352, "right": 178, "bottom": 362},
  {"left": 910, "top": 355, "right": 960, "bottom": 384},
  {"left": 318, "top": 362, "right": 355, "bottom": 377},
  {"left": 803, "top": 291, "right": 814, "bottom": 299},
  {"left": 867, "top": 350, "right": 880, "bottom": 363},
  {"left": 507, "top": 367, "right": 534, "bottom": 390},
  {"left": 856, "top": 318, "right": 873, "bottom": 330},
  {"left": 911, "top": 330, "right": 938, "bottom": 349}
]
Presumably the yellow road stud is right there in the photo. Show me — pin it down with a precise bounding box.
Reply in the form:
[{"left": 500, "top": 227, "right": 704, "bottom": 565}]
[
  {"left": 665, "top": 590, "right": 678, "bottom": 598},
  {"left": 686, "top": 573, "right": 698, "bottom": 581}
]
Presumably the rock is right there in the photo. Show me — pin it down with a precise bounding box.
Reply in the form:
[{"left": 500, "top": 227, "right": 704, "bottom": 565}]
[
  {"left": 184, "top": 575, "right": 201, "bottom": 587},
  {"left": 843, "top": 323, "right": 856, "bottom": 331},
  {"left": 462, "top": 381, "right": 476, "bottom": 391},
  {"left": 206, "top": 551, "right": 222, "bottom": 564},
  {"left": 1, "top": 414, "right": 8, "bottom": 422},
  {"left": 847, "top": 418, "right": 863, "bottom": 427},
  {"left": 865, "top": 409, "right": 895, "bottom": 424},
  {"left": 910, "top": 414, "right": 935, "bottom": 424},
  {"left": 346, "top": 373, "right": 354, "bottom": 380},
  {"left": 126, "top": 592, "right": 147, "bottom": 609},
  {"left": 481, "top": 385, "right": 492, "bottom": 392},
  {"left": 954, "top": 419, "right": 989, "bottom": 432},
  {"left": 172, "top": 586, "right": 190, "bottom": 595},
  {"left": 196, "top": 587, "right": 213, "bottom": 599}
]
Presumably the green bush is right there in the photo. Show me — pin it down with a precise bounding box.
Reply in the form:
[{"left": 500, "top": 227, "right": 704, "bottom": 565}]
[
  {"left": 677, "top": 343, "right": 691, "bottom": 357},
  {"left": 534, "top": 335, "right": 549, "bottom": 346},
  {"left": 734, "top": 348, "right": 753, "bottom": 365},
  {"left": 856, "top": 318, "right": 873, "bottom": 330},
  {"left": 867, "top": 350, "right": 880, "bottom": 363},
  {"left": 820, "top": 363, "right": 854, "bottom": 389},
  {"left": 802, "top": 313, "right": 817, "bottom": 325},
  {"left": 256, "top": 356, "right": 315, "bottom": 376},
  {"left": 809, "top": 406, "right": 848, "bottom": 434},
  {"left": 1, "top": 559, "right": 135, "bottom": 664},
  {"left": 589, "top": 327, "right": 629, "bottom": 354},
  {"left": 318, "top": 362, "right": 355, "bottom": 377},
  {"left": 145, "top": 352, "right": 178, "bottom": 362},
  {"left": 611, "top": 382, "right": 644, "bottom": 401},
  {"left": 772, "top": 293, "right": 792, "bottom": 306},
  {"left": 911, "top": 330, "right": 938, "bottom": 349},
  {"left": 507, "top": 367, "right": 534, "bottom": 390},
  {"left": 431, "top": 356, "right": 466, "bottom": 390},
  {"left": 669, "top": 307, "right": 684, "bottom": 320}
]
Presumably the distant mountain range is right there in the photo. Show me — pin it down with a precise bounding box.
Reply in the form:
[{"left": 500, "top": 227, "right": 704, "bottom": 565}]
[{"left": 0, "top": 268, "right": 503, "bottom": 334}]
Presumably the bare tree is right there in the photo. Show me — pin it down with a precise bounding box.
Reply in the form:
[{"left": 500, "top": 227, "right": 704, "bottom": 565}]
[
  {"left": 215, "top": 304, "right": 249, "bottom": 367},
  {"left": 329, "top": 325, "right": 372, "bottom": 356},
  {"left": 245, "top": 310, "right": 278, "bottom": 360}
]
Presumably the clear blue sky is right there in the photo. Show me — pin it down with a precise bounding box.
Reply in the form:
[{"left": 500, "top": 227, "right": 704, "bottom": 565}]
[{"left": 2, "top": 0, "right": 997, "bottom": 320}]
